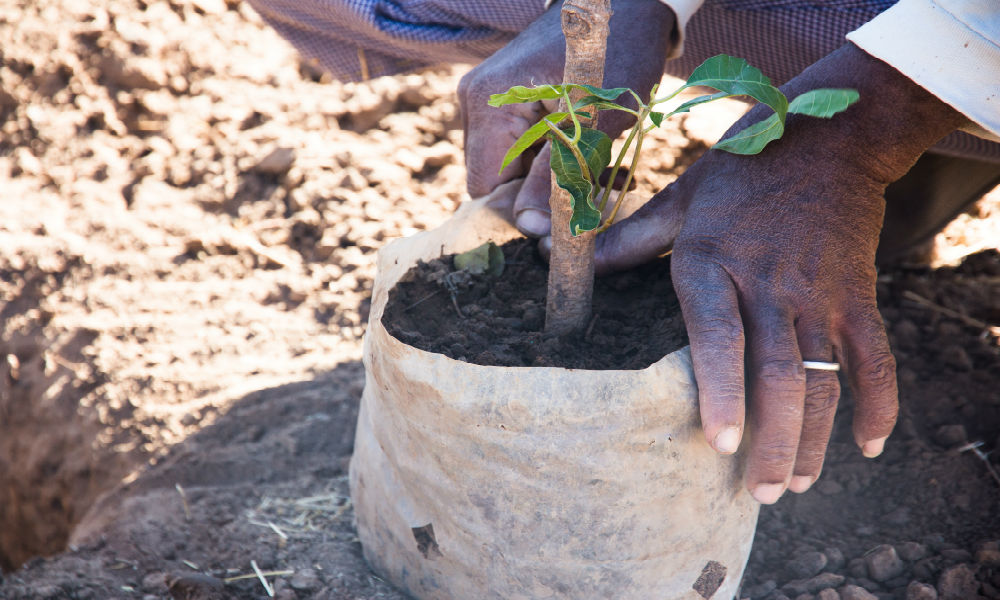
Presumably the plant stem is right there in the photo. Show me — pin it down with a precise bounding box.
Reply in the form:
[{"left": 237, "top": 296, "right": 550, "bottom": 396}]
[
  {"left": 597, "top": 125, "right": 646, "bottom": 231},
  {"left": 545, "top": 0, "right": 610, "bottom": 336},
  {"left": 597, "top": 107, "right": 647, "bottom": 213},
  {"left": 545, "top": 120, "right": 593, "bottom": 183}
]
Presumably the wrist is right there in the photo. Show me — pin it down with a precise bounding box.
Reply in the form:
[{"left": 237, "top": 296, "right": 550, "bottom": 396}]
[{"left": 778, "top": 43, "right": 969, "bottom": 185}]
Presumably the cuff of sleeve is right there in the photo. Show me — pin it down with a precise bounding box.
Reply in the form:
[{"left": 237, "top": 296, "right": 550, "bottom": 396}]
[
  {"left": 543, "top": 0, "right": 704, "bottom": 59},
  {"left": 846, "top": 0, "right": 1000, "bottom": 141}
]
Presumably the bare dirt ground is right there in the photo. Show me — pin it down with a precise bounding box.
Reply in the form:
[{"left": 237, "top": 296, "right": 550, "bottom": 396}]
[{"left": 0, "top": 1, "right": 997, "bottom": 599}]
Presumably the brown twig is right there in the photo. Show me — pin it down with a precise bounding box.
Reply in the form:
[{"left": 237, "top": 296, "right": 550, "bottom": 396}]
[
  {"left": 901, "top": 290, "right": 997, "bottom": 337},
  {"left": 403, "top": 289, "right": 441, "bottom": 312},
  {"left": 957, "top": 441, "right": 1000, "bottom": 489}
]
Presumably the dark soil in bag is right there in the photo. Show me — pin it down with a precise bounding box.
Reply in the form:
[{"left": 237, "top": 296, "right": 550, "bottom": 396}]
[{"left": 383, "top": 237, "right": 689, "bottom": 370}]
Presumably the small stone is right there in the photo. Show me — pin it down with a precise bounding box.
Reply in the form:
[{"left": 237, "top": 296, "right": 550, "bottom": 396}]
[
  {"left": 289, "top": 568, "right": 321, "bottom": 592},
  {"left": 745, "top": 579, "right": 777, "bottom": 599},
  {"left": 906, "top": 581, "right": 938, "bottom": 600},
  {"left": 824, "top": 547, "right": 846, "bottom": 571},
  {"left": 854, "top": 578, "right": 882, "bottom": 592},
  {"left": 788, "top": 551, "right": 829, "bottom": 579},
  {"left": 167, "top": 573, "right": 225, "bottom": 600},
  {"left": 975, "top": 541, "right": 1000, "bottom": 567},
  {"left": 817, "top": 589, "right": 840, "bottom": 600},
  {"left": 940, "top": 548, "right": 972, "bottom": 563},
  {"left": 805, "top": 572, "right": 845, "bottom": 593},
  {"left": 794, "top": 594, "right": 815, "bottom": 600},
  {"left": 142, "top": 571, "right": 167, "bottom": 592},
  {"left": 936, "top": 564, "right": 979, "bottom": 600},
  {"left": 848, "top": 559, "right": 869, "bottom": 579},
  {"left": 897, "top": 542, "right": 929, "bottom": 562},
  {"left": 420, "top": 141, "right": 455, "bottom": 168},
  {"left": 840, "top": 584, "right": 878, "bottom": 600},
  {"left": 783, "top": 579, "right": 811, "bottom": 597},
  {"left": 865, "top": 545, "right": 906, "bottom": 582},
  {"left": 912, "top": 558, "right": 941, "bottom": 581},
  {"left": 253, "top": 147, "right": 296, "bottom": 175}
]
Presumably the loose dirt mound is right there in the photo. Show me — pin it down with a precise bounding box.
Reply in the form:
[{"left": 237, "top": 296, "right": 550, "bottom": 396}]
[{"left": 1, "top": 0, "right": 998, "bottom": 599}]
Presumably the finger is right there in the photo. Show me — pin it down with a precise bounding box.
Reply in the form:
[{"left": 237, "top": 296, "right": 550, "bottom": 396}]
[
  {"left": 513, "top": 143, "right": 553, "bottom": 237},
  {"left": 841, "top": 302, "right": 898, "bottom": 458},
  {"left": 464, "top": 107, "right": 539, "bottom": 198},
  {"left": 671, "top": 255, "right": 746, "bottom": 457},
  {"left": 788, "top": 323, "right": 841, "bottom": 493},
  {"left": 744, "top": 306, "right": 806, "bottom": 504},
  {"left": 592, "top": 182, "right": 689, "bottom": 275}
]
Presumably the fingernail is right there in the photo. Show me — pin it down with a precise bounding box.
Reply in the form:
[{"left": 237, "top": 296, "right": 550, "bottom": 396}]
[
  {"left": 515, "top": 209, "right": 551, "bottom": 237},
  {"left": 788, "top": 475, "right": 815, "bottom": 494},
  {"left": 713, "top": 427, "right": 742, "bottom": 454},
  {"left": 751, "top": 483, "right": 785, "bottom": 505},
  {"left": 862, "top": 436, "right": 888, "bottom": 458}
]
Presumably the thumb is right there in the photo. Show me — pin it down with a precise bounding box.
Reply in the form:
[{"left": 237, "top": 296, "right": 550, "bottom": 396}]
[
  {"left": 512, "top": 143, "right": 554, "bottom": 238},
  {"left": 592, "top": 182, "right": 689, "bottom": 275}
]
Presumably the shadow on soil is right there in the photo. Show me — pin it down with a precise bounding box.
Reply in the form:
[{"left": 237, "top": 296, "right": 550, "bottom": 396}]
[{"left": 1, "top": 361, "right": 408, "bottom": 599}]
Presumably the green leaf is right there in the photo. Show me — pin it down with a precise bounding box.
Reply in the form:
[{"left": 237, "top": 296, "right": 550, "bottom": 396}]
[
  {"left": 573, "top": 96, "right": 631, "bottom": 114},
  {"left": 649, "top": 111, "right": 665, "bottom": 127},
  {"left": 668, "top": 91, "right": 732, "bottom": 116},
  {"left": 574, "top": 128, "right": 613, "bottom": 187},
  {"left": 498, "top": 112, "right": 569, "bottom": 174},
  {"left": 788, "top": 88, "right": 859, "bottom": 118},
  {"left": 713, "top": 112, "right": 784, "bottom": 155},
  {"left": 574, "top": 84, "right": 630, "bottom": 101},
  {"left": 549, "top": 128, "right": 611, "bottom": 235},
  {"left": 488, "top": 84, "right": 565, "bottom": 107},
  {"left": 454, "top": 241, "right": 505, "bottom": 277},
  {"left": 685, "top": 55, "right": 788, "bottom": 121}
]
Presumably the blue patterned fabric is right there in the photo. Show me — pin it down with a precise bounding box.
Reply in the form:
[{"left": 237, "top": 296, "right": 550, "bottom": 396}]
[
  {"left": 246, "top": 0, "right": 999, "bottom": 161},
  {"left": 247, "top": 0, "right": 546, "bottom": 81}
]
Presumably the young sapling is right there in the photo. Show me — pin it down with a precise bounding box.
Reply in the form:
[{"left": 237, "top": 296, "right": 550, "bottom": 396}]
[{"left": 488, "top": 54, "right": 859, "bottom": 333}]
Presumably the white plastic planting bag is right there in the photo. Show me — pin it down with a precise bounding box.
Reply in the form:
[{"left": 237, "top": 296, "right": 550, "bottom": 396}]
[{"left": 349, "top": 181, "right": 758, "bottom": 600}]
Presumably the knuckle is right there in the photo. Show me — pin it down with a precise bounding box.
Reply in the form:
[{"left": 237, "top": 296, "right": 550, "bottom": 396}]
[
  {"left": 674, "top": 234, "right": 727, "bottom": 264},
  {"left": 688, "top": 318, "right": 743, "bottom": 345},
  {"left": 854, "top": 350, "right": 897, "bottom": 390},
  {"left": 456, "top": 69, "right": 480, "bottom": 101},
  {"left": 756, "top": 359, "right": 807, "bottom": 387}
]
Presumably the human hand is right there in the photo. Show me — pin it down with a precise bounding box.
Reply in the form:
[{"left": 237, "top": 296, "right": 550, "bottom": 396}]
[
  {"left": 591, "top": 44, "right": 968, "bottom": 503},
  {"left": 457, "top": 0, "right": 676, "bottom": 237}
]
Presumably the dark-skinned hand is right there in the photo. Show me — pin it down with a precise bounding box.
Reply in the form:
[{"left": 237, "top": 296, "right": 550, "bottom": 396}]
[
  {"left": 458, "top": 0, "right": 676, "bottom": 237},
  {"left": 585, "top": 44, "right": 969, "bottom": 504}
]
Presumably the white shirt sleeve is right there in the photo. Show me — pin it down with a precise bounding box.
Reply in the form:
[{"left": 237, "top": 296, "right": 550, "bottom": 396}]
[
  {"left": 543, "top": 0, "right": 705, "bottom": 59},
  {"left": 846, "top": 0, "right": 1000, "bottom": 141}
]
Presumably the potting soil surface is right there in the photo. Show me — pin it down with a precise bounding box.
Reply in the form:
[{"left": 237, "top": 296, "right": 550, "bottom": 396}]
[
  {"left": 1, "top": 1, "right": 999, "bottom": 599},
  {"left": 383, "top": 238, "right": 689, "bottom": 370}
]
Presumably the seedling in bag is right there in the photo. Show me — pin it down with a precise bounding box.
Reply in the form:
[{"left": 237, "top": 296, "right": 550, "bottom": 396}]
[{"left": 489, "top": 54, "right": 860, "bottom": 236}]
